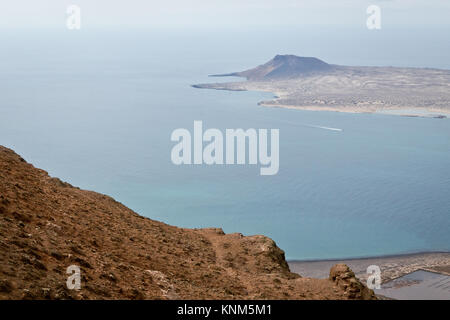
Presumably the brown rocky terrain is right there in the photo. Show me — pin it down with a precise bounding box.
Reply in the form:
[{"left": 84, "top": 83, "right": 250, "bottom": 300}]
[{"left": 0, "top": 145, "right": 375, "bottom": 300}]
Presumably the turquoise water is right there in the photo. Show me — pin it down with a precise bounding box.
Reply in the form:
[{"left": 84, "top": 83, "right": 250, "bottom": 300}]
[{"left": 0, "top": 28, "right": 449, "bottom": 260}]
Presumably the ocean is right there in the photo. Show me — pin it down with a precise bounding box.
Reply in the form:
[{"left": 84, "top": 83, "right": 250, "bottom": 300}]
[{"left": 1, "top": 26, "right": 449, "bottom": 260}]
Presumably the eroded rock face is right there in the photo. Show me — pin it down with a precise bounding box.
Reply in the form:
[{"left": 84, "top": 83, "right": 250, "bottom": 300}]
[
  {"left": 0, "top": 146, "right": 375, "bottom": 300},
  {"left": 330, "top": 264, "right": 376, "bottom": 300}
]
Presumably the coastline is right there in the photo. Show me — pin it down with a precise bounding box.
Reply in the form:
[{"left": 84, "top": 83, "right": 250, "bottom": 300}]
[
  {"left": 288, "top": 251, "right": 450, "bottom": 283},
  {"left": 193, "top": 84, "right": 450, "bottom": 118},
  {"left": 259, "top": 102, "right": 450, "bottom": 118}
]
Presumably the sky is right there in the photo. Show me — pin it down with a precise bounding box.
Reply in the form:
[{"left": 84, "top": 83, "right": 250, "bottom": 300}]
[{"left": 0, "top": 0, "right": 449, "bottom": 29}]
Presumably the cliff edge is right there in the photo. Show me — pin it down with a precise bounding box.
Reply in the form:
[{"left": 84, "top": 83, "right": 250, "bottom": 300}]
[{"left": 0, "top": 146, "right": 375, "bottom": 300}]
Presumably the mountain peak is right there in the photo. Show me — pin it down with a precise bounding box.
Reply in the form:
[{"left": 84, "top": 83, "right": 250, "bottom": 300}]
[
  {"left": 234, "top": 55, "right": 333, "bottom": 80},
  {"left": 272, "top": 54, "right": 324, "bottom": 63}
]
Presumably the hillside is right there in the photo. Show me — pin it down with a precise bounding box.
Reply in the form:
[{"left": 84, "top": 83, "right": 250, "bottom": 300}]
[{"left": 0, "top": 146, "right": 375, "bottom": 300}]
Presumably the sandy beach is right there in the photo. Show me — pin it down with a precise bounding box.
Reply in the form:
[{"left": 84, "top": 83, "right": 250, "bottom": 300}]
[{"left": 259, "top": 102, "right": 450, "bottom": 118}]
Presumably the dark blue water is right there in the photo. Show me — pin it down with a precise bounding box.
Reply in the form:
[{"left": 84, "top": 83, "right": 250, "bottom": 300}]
[{"left": 1, "top": 28, "right": 449, "bottom": 259}]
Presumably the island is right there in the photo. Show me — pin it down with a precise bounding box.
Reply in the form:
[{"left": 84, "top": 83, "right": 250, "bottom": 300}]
[{"left": 193, "top": 55, "right": 450, "bottom": 117}]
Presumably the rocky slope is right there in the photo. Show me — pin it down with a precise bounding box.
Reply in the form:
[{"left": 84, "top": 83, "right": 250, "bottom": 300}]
[{"left": 0, "top": 146, "right": 375, "bottom": 300}]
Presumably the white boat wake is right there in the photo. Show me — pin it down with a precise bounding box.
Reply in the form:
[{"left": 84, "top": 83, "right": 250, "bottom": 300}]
[
  {"left": 258, "top": 116, "right": 343, "bottom": 132},
  {"left": 304, "top": 124, "right": 343, "bottom": 132}
]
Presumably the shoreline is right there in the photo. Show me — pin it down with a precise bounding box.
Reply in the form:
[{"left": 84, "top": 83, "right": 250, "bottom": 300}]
[
  {"left": 288, "top": 250, "right": 450, "bottom": 263},
  {"left": 259, "top": 102, "right": 450, "bottom": 118},
  {"left": 193, "top": 84, "right": 450, "bottom": 118},
  {"left": 288, "top": 251, "right": 450, "bottom": 283}
]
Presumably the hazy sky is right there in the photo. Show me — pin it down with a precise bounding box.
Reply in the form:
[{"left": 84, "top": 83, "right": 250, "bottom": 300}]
[{"left": 1, "top": 0, "right": 449, "bottom": 29}]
